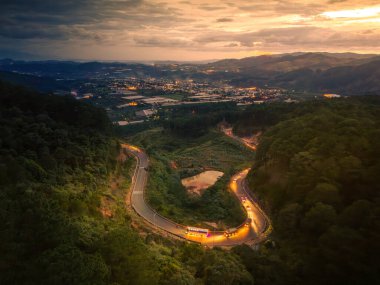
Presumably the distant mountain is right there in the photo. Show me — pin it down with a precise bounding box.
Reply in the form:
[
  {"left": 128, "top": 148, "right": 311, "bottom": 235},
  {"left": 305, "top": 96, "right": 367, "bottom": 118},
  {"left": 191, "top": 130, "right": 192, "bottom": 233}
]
[
  {"left": 206, "top": 53, "right": 379, "bottom": 73},
  {"left": 1, "top": 53, "right": 379, "bottom": 95},
  {"left": 0, "top": 71, "right": 69, "bottom": 92},
  {"left": 205, "top": 53, "right": 380, "bottom": 95},
  {"left": 270, "top": 59, "right": 380, "bottom": 94},
  {"left": 0, "top": 59, "right": 163, "bottom": 79}
]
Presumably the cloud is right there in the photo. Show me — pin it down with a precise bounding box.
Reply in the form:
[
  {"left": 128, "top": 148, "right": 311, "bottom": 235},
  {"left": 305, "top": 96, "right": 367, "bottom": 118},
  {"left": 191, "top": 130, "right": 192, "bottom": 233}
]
[
  {"left": 224, "top": 43, "right": 239, "bottom": 47},
  {"left": 234, "top": 1, "right": 325, "bottom": 17},
  {"left": 0, "top": 47, "right": 41, "bottom": 60},
  {"left": 216, "top": 18, "right": 234, "bottom": 23},
  {"left": 194, "top": 26, "right": 380, "bottom": 49},
  {"left": 321, "top": 5, "right": 380, "bottom": 18},
  {"left": 0, "top": 0, "right": 184, "bottom": 40},
  {"left": 198, "top": 4, "right": 226, "bottom": 11},
  {"left": 133, "top": 36, "right": 192, "bottom": 47},
  {"left": 0, "top": 0, "right": 379, "bottom": 60},
  {"left": 328, "top": 0, "right": 347, "bottom": 3}
]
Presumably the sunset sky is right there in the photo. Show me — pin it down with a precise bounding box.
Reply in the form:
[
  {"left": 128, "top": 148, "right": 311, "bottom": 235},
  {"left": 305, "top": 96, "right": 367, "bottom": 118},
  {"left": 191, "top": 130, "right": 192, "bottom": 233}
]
[{"left": 0, "top": 0, "right": 379, "bottom": 61}]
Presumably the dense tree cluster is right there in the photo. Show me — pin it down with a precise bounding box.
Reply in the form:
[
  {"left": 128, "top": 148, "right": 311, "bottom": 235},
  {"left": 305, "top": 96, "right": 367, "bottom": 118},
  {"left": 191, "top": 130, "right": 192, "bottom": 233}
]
[
  {"left": 238, "top": 97, "right": 380, "bottom": 285},
  {"left": 130, "top": 129, "right": 251, "bottom": 227},
  {"left": 4, "top": 79, "right": 379, "bottom": 285},
  {"left": 163, "top": 102, "right": 240, "bottom": 137},
  {"left": 0, "top": 81, "right": 118, "bottom": 284},
  {"left": 0, "top": 82, "right": 253, "bottom": 285}
]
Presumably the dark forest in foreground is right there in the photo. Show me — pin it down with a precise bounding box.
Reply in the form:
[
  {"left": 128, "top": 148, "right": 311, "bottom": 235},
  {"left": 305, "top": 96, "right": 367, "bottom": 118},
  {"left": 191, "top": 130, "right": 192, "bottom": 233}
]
[
  {"left": 0, "top": 82, "right": 253, "bottom": 285},
  {"left": 234, "top": 97, "right": 380, "bottom": 285},
  {"left": 0, "top": 80, "right": 379, "bottom": 285}
]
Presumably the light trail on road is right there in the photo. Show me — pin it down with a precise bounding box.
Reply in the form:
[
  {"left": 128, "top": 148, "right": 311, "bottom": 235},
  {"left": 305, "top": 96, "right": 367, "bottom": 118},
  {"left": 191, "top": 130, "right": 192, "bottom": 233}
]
[{"left": 123, "top": 142, "right": 271, "bottom": 247}]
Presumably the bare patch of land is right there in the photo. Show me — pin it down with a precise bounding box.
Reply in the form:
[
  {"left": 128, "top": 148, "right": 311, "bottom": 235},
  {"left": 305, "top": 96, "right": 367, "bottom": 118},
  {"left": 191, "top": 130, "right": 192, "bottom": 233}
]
[{"left": 181, "top": 170, "right": 224, "bottom": 195}]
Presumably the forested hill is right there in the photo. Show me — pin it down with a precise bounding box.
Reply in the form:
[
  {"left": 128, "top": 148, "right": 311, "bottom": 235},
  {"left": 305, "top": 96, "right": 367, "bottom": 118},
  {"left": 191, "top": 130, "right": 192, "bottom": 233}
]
[
  {"left": 0, "top": 82, "right": 255, "bottom": 285},
  {"left": 238, "top": 97, "right": 380, "bottom": 285},
  {"left": 0, "top": 81, "right": 118, "bottom": 283},
  {"left": 208, "top": 54, "right": 380, "bottom": 95}
]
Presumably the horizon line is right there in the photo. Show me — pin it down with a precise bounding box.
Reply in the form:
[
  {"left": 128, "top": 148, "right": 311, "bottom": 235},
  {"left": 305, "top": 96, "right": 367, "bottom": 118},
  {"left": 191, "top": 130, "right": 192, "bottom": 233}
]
[{"left": 2, "top": 51, "right": 380, "bottom": 64}]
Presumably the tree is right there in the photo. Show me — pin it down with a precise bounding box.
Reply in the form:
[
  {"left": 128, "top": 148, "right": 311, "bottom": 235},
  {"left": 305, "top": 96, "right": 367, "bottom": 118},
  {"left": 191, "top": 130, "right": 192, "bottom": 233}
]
[
  {"left": 306, "top": 183, "right": 341, "bottom": 208},
  {"left": 277, "top": 203, "right": 302, "bottom": 235},
  {"left": 302, "top": 203, "right": 337, "bottom": 235}
]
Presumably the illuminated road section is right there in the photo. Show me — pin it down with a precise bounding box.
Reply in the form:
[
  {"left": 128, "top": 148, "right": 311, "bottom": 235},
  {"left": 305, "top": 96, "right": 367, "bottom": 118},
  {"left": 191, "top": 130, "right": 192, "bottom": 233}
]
[
  {"left": 222, "top": 127, "right": 257, "bottom": 150},
  {"left": 124, "top": 143, "right": 271, "bottom": 246}
]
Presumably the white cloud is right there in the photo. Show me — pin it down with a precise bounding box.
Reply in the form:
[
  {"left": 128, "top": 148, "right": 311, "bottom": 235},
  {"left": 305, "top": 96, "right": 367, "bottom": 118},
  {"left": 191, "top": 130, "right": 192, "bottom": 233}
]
[{"left": 321, "top": 5, "right": 380, "bottom": 18}]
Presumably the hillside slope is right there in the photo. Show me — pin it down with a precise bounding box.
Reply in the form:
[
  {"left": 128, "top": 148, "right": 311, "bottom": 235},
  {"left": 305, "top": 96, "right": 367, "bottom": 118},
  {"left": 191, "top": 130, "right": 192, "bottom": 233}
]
[
  {"left": 0, "top": 81, "right": 254, "bottom": 285},
  {"left": 237, "top": 97, "right": 380, "bottom": 285},
  {"left": 213, "top": 53, "right": 380, "bottom": 95}
]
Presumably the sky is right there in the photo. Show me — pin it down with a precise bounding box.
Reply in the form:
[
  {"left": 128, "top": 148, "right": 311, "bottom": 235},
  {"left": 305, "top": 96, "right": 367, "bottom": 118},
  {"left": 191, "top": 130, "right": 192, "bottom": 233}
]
[{"left": 0, "top": 0, "right": 379, "bottom": 61}]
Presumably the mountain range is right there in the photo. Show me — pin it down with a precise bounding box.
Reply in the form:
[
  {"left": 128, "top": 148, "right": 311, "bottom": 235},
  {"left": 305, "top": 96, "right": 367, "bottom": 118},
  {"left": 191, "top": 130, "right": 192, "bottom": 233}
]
[
  {"left": 0, "top": 52, "right": 379, "bottom": 95},
  {"left": 199, "top": 53, "right": 380, "bottom": 94}
]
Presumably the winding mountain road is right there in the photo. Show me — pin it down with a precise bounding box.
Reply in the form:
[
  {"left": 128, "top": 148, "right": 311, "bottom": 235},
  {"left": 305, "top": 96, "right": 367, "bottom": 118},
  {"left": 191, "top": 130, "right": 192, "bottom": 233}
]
[{"left": 123, "top": 140, "right": 271, "bottom": 247}]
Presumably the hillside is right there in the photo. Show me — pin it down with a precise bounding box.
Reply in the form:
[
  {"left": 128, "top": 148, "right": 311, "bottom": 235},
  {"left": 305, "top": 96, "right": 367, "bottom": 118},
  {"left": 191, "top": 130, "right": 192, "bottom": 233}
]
[
  {"left": 0, "top": 71, "right": 70, "bottom": 92},
  {"left": 233, "top": 97, "right": 380, "bottom": 285},
  {"left": 207, "top": 53, "right": 378, "bottom": 73},
  {"left": 1, "top": 53, "right": 379, "bottom": 95},
  {"left": 0, "top": 81, "right": 254, "bottom": 285},
  {"left": 269, "top": 59, "right": 380, "bottom": 94},
  {"left": 0, "top": 59, "right": 165, "bottom": 79},
  {"left": 211, "top": 53, "right": 380, "bottom": 95}
]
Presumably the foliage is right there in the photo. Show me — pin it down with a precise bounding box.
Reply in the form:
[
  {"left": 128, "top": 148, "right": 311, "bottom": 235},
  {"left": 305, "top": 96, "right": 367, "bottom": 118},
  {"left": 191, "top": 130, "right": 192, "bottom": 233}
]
[
  {"left": 163, "top": 102, "right": 240, "bottom": 138},
  {"left": 0, "top": 81, "right": 255, "bottom": 285},
  {"left": 129, "top": 128, "right": 254, "bottom": 228},
  {"left": 0, "top": 81, "right": 119, "bottom": 284},
  {"left": 238, "top": 96, "right": 380, "bottom": 285}
]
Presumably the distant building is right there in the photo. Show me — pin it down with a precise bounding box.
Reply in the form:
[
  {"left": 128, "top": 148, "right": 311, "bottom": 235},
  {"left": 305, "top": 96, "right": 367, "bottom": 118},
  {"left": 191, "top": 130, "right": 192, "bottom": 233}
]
[
  {"left": 128, "top": 120, "right": 144, "bottom": 125},
  {"left": 135, "top": 109, "right": 156, "bottom": 118},
  {"left": 284, "top": 98, "right": 299, "bottom": 103},
  {"left": 115, "top": 120, "right": 144, "bottom": 126},
  {"left": 81, "top": 93, "right": 93, "bottom": 99},
  {"left": 122, "top": 95, "right": 145, "bottom": 100},
  {"left": 110, "top": 89, "right": 137, "bottom": 96},
  {"left": 141, "top": 97, "right": 177, "bottom": 104},
  {"left": 237, "top": 102, "right": 253, "bottom": 106},
  {"left": 116, "top": 104, "right": 130, "bottom": 109},
  {"left": 323, "top": 93, "right": 341, "bottom": 98},
  {"left": 117, "top": 121, "right": 129, "bottom": 126},
  {"left": 189, "top": 94, "right": 221, "bottom": 101}
]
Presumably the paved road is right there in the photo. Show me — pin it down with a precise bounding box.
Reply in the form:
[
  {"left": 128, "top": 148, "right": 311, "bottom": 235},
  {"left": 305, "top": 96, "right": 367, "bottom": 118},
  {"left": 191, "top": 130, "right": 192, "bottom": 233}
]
[
  {"left": 221, "top": 127, "right": 257, "bottom": 151},
  {"left": 124, "top": 143, "right": 270, "bottom": 246}
]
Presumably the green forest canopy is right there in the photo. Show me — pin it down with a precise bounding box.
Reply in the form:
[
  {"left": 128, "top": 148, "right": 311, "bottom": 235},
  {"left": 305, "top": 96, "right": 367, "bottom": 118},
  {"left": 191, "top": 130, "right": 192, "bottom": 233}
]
[
  {"left": 0, "top": 81, "right": 254, "bottom": 285},
  {"left": 1, "top": 79, "right": 379, "bottom": 285},
  {"left": 238, "top": 96, "right": 380, "bottom": 285}
]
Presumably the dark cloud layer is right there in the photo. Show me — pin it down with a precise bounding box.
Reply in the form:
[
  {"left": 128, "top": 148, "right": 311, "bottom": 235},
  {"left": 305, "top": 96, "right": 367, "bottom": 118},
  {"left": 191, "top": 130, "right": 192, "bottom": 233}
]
[
  {"left": 0, "top": 0, "right": 378, "bottom": 60},
  {"left": 216, "top": 18, "right": 234, "bottom": 23},
  {"left": 0, "top": 0, "right": 180, "bottom": 40}
]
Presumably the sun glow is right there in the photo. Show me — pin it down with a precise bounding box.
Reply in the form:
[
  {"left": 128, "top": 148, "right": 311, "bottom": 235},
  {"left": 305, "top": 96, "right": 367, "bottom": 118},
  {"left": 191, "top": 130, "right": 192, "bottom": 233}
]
[{"left": 322, "top": 6, "right": 380, "bottom": 19}]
